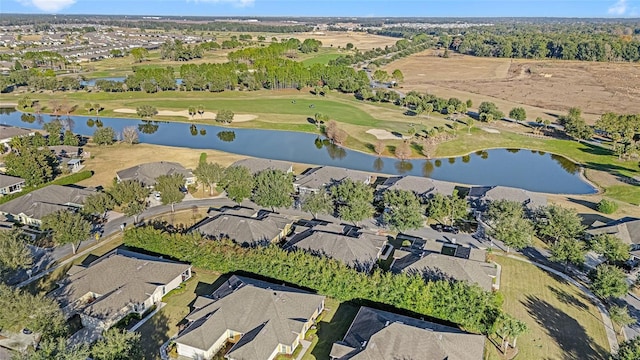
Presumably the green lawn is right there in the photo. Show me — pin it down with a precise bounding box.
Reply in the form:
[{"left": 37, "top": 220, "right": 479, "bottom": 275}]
[
  {"left": 300, "top": 52, "right": 342, "bottom": 66},
  {"left": 137, "top": 268, "right": 222, "bottom": 360},
  {"left": 302, "top": 298, "right": 359, "bottom": 360},
  {"left": 487, "top": 256, "right": 610, "bottom": 360}
]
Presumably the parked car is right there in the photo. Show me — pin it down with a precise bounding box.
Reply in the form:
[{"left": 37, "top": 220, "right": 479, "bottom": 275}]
[
  {"left": 153, "top": 192, "right": 161, "bottom": 201},
  {"left": 443, "top": 225, "right": 460, "bottom": 234}
]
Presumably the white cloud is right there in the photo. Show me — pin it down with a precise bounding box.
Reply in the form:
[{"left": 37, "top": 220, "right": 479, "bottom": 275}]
[
  {"left": 189, "top": 0, "right": 255, "bottom": 7},
  {"left": 608, "top": 0, "right": 628, "bottom": 15},
  {"left": 17, "top": 0, "right": 77, "bottom": 12}
]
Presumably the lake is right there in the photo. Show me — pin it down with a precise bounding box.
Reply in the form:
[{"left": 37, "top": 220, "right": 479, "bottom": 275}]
[{"left": 0, "top": 109, "right": 596, "bottom": 194}]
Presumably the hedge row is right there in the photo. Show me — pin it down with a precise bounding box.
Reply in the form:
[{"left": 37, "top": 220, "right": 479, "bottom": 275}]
[
  {"left": 123, "top": 227, "right": 502, "bottom": 334},
  {"left": 0, "top": 170, "right": 93, "bottom": 205}
]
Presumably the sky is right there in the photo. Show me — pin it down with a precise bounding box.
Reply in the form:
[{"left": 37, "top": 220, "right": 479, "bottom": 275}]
[{"left": 2, "top": 0, "right": 639, "bottom": 18}]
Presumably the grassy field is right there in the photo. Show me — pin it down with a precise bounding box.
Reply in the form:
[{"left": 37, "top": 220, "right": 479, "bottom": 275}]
[{"left": 488, "top": 256, "right": 610, "bottom": 360}]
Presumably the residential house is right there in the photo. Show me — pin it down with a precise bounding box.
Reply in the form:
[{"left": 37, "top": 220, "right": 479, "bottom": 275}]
[
  {"left": 48, "top": 145, "right": 82, "bottom": 159},
  {"left": 330, "top": 307, "right": 485, "bottom": 360},
  {"left": 294, "top": 166, "right": 373, "bottom": 194},
  {"left": 468, "top": 185, "right": 547, "bottom": 212},
  {"left": 52, "top": 249, "right": 191, "bottom": 339},
  {"left": 391, "top": 239, "right": 498, "bottom": 291},
  {"left": 174, "top": 275, "right": 325, "bottom": 360},
  {"left": 285, "top": 221, "right": 390, "bottom": 272},
  {"left": 0, "top": 185, "right": 95, "bottom": 227},
  {"left": 231, "top": 158, "right": 293, "bottom": 175},
  {"left": 116, "top": 161, "right": 195, "bottom": 188},
  {"left": 376, "top": 175, "right": 456, "bottom": 199},
  {"left": 587, "top": 217, "right": 640, "bottom": 261},
  {"left": 0, "top": 125, "right": 35, "bottom": 149},
  {"left": 0, "top": 174, "right": 25, "bottom": 196},
  {"left": 191, "top": 207, "right": 293, "bottom": 247}
]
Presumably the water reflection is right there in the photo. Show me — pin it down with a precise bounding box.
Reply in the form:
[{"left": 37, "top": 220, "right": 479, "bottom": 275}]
[
  {"left": 138, "top": 120, "right": 159, "bottom": 134},
  {"left": 435, "top": 159, "right": 442, "bottom": 167},
  {"left": 326, "top": 143, "right": 346, "bottom": 160},
  {"left": 395, "top": 161, "right": 413, "bottom": 174},
  {"left": 551, "top": 154, "right": 579, "bottom": 174},
  {"left": 448, "top": 157, "right": 455, "bottom": 164},
  {"left": 373, "top": 157, "right": 384, "bottom": 172},
  {"left": 190, "top": 124, "right": 198, "bottom": 136},
  {"left": 200, "top": 129, "right": 206, "bottom": 136},
  {"left": 422, "top": 160, "right": 434, "bottom": 177},
  {"left": 217, "top": 131, "right": 236, "bottom": 142},
  {"left": 314, "top": 137, "right": 323, "bottom": 149},
  {"left": 462, "top": 155, "right": 470, "bottom": 163},
  {"left": 507, "top": 148, "right": 520, "bottom": 154},
  {"left": 21, "top": 113, "right": 35, "bottom": 123},
  {"left": 87, "top": 119, "right": 95, "bottom": 127}
]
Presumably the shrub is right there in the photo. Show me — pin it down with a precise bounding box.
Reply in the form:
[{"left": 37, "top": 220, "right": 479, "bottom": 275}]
[
  {"left": 124, "top": 227, "right": 503, "bottom": 334},
  {"left": 597, "top": 199, "right": 618, "bottom": 214}
]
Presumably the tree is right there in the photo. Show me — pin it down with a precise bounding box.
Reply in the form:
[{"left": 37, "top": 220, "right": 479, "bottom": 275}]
[
  {"left": 156, "top": 173, "right": 186, "bottom": 212},
  {"left": 41, "top": 210, "right": 92, "bottom": 254},
  {"left": 136, "top": 104, "right": 158, "bottom": 119},
  {"left": 193, "top": 159, "right": 225, "bottom": 196},
  {"left": 591, "top": 234, "right": 630, "bottom": 264},
  {"left": 62, "top": 130, "right": 79, "bottom": 146},
  {"left": 550, "top": 238, "right": 586, "bottom": 270},
  {"left": 535, "top": 204, "right": 585, "bottom": 243},
  {"left": 391, "top": 69, "right": 404, "bottom": 83},
  {"left": 197, "top": 104, "right": 204, "bottom": 118},
  {"left": 0, "top": 230, "right": 32, "bottom": 281},
  {"left": 559, "top": 107, "right": 593, "bottom": 140},
  {"left": 395, "top": 141, "right": 412, "bottom": 160},
  {"left": 383, "top": 189, "right": 424, "bottom": 231},
  {"left": 93, "top": 126, "right": 116, "bottom": 145},
  {"left": 478, "top": 102, "right": 504, "bottom": 121},
  {"left": 84, "top": 102, "right": 93, "bottom": 114},
  {"left": 43, "top": 119, "right": 63, "bottom": 146},
  {"left": 216, "top": 109, "right": 234, "bottom": 124},
  {"left": 426, "top": 190, "right": 468, "bottom": 226},
  {"left": 614, "top": 337, "right": 640, "bottom": 360},
  {"left": 597, "top": 199, "right": 618, "bottom": 214},
  {"left": 91, "top": 328, "right": 141, "bottom": 360},
  {"left": 252, "top": 169, "right": 293, "bottom": 211},
  {"left": 467, "top": 118, "right": 474, "bottom": 134},
  {"left": 333, "top": 129, "right": 348, "bottom": 145},
  {"left": 509, "top": 107, "right": 527, "bottom": 121},
  {"left": 609, "top": 305, "right": 635, "bottom": 335},
  {"left": 374, "top": 140, "right": 385, "bottom": 155},
  {"left": 330, "top": 179, "right": 374, "bottom": 225},
  {"left": 93, "top": 103, "right": 101, "bottom": 115},
  {"left": 12, "top": 337, "right": 89, "bottom": 360},
  {"left": 82, "top": 192, "right": 115, "bottom": 219},
  {"left": 17, "top": 95, "right": 34, "bottom": 109},
  {"left": 301, "top": 190, "right": 334, "bottom": 219},
  {"left": 221, "top": 166, "right": 255, "bottom": 204},
  {"left": 4, "top": 147, "right": 57, "bottom": 186},
  {"left": 589, "top": 264, "right": 629, "bottom": 300},
  {"left": 373, "top": 69, "right": 389, "bottom": 83},
  {"left": 122, "top": 126, "right": 139, "bottom": 145},
  {"left": 130, "top": 47, "right": 149, "bottom": 62},
  {"left": 486, "top": 200, "right": 534, "bottom": 251},
  {"left": 188, "top": 106, "right": 196, "bottom": 118}
]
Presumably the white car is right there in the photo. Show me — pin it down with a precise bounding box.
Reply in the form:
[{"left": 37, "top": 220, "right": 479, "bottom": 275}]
[{"left": 153, "top": 192, "right": 161, "bottom": 201}]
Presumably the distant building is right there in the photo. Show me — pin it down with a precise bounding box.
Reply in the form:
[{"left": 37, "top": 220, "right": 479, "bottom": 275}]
[
  {"left": 191, "top": 207, "right": 293, "bottom": 247},
  {"left": 587, "top": 217, "right": 640, "bottom": 261},
  {"left": 376, "top": 175, "right": 455, "bottom": 199},
  {"left": 0, "top": 185, "right": 95, "bottom": 227},
  {"left": 231, "top": 158, "right": 293, "bottom": 175},
  {"left": 174, "top": 275, "right": 325, "bottom": 360},
  {"left": 116, "top": 161, "right": 195, "bottom": 187},
  {"left": 294, "top": 166, "right": 373, "bottom": 194},
  {"left": 331, "top": 307, "right": 485, "bottom": 360},
  {"left": 468, "top": 185, "right": 547, "bottom": 212},
  {"left": 0, "top": 174, "right": 25, "bottom": 196},
  {"left": 0, "top": 125, "right": 35, "bottom": 149}
]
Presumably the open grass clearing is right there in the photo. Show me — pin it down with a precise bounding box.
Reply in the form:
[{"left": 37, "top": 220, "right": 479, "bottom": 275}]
[{"left": 488, "top": 255, "right": 610, "bottom": 360}]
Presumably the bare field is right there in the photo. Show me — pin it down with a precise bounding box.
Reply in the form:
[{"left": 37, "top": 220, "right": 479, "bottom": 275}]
[
  {"left": 384, "top": 50, "right": 640, "bottom": 122},
  {"left": 274, "top": 31, "right": 398, "bottom": 50}
]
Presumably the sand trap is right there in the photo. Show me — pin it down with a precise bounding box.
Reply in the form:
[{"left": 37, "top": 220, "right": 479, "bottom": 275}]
[
  {"left": 366, "top": 128, "right": 402, "bottom": 140},
  {"left": 113, "top": 108, "right": 257, "bottom": 122},
  {"left": 480, "top": 127, "right": 501, "bottom": 134}
]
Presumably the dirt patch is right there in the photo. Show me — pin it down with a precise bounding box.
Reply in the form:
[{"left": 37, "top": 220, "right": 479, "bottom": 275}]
[
  {"left": 113, "top": 108, "right": 257, "bottom": 122},
  {"left": 384, "top": 50, "right": 640, "bottom": 123},
  {"left": 480, "top": 127, "right": 500, "bottom": 134},
  {"left": 366, "top": 128, "right": 401, "bottom": 140},
  {"left": 273, "top": 31, "right": 398, "bottom": 50}
]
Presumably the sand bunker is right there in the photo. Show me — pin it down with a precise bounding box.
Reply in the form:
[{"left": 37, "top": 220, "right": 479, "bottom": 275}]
[
  {"left": 480, "top": 127, "right": 501, "bottom": 134},
  {"left": 366, "top": 128, "right": 402, "bottom": 140},
  {"left": 113, "top": 108, "right": 257, "bottom": 122}
]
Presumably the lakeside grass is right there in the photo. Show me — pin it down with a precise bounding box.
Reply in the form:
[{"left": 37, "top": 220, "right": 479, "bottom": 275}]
[{"left": 487, "top": 255, "right": 610, "bottom": 360}]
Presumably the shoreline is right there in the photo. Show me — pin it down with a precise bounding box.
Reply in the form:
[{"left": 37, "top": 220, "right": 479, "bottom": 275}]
[{"left": 2, "top": 107, "right": 603, "bottom": 194}]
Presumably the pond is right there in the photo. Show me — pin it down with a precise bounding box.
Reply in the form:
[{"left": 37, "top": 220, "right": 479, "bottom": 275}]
[{"left": 0, "top": 108, "right": 596, "bottom": 194}]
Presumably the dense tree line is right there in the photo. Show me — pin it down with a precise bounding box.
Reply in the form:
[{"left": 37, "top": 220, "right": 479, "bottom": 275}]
[
  {"left": 160, "top": 39, "right": 204, "bottom": 61},
  {"left": 123, "top": 226, "right": 503, "bottom": 334},
  {"left": 329, "top": 33, "right": 433, "bottom": 67},
  {"left": 595, "top": 112, "right": 640, "bottom": 159}
]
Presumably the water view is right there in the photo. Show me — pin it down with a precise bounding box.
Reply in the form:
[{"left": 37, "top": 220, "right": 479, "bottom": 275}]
[{"left": 0, "top": 109, "right": 596, "bottom": 194}]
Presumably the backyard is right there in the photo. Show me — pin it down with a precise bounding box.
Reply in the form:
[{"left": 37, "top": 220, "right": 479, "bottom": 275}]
[{"left": 488, "top": 255, "right": 610, "bottom": 360}]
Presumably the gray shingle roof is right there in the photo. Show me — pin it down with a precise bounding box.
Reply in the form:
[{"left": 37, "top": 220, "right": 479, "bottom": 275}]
[
  {"left": 176, "top": 276, "right": 325, "bottom": 359},
  {"left": 0, "top": 174, "right": 24, "bottom": 188},
  {"left": 231, "top": 158, "right": 293, "bottom": 175},
  {"left": 378, "top": 176, "right": 455, "bottom": 197},
  {"left": 294, "top": 166, "right": 372, "bottom": 192},
  {"left": 286, "top": 225, "right": 387, "bottom": 272},
  {"left": 53, "top": 249, "right": 191, "bottom": 321},
  {"left": 116, "top": 161, "right": 193, "bottom": 187},
  {"left": 469, "top": 185, "right": 547, "bottom": 210},
  {"left": 332, "top": 307, "right": 485, "bottom": 360},
  {"left": 587, "top": 217, "right": 640, "bottom": 245},
  {"left": 193, "top": 211, "right": 292, "bottom": 247},
  {"left": 0, "top": 125, "right": 33, "bottom": 141},
  {"left": 392, "top": 246, "right": 496, "bottom": 291},
  {"left": 0, "top": 185, "right": 95, "bottom": 221}
]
